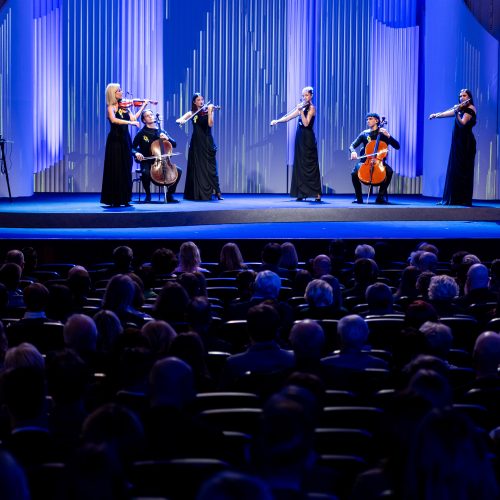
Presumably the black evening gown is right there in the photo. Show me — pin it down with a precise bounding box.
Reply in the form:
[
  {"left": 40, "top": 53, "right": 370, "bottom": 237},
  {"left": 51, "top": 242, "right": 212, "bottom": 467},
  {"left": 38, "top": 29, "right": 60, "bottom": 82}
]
[
  {"left": 441, "top": 108, "right": 476, "bottom": 206},
  {"left": 184, "top": 112, "right": 221, "bottom": 200},
  {"left": 100, "top": 108, "right": 133, "bottom": 206},
  {"left": 290, "top": 105, "right": 321, "bottom": 198}
]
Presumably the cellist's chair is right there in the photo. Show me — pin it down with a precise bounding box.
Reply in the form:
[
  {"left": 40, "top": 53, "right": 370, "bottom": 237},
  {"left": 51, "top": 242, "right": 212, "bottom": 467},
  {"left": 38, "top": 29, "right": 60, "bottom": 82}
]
[{"left": 133, "top": 168, "right": 161, "bottom": 202}]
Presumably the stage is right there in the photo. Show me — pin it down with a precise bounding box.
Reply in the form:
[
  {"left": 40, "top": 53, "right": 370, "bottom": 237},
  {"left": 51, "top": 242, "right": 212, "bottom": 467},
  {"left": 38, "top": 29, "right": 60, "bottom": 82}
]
[{"left": 0, "top": 191, "right": 499, "bottom": 248}]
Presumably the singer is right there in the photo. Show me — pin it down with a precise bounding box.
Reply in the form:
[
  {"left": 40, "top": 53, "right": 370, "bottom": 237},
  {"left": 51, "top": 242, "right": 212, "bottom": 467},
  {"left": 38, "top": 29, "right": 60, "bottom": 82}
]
[
  {"left": 429, "top": 89, "right": 477, "bottom": 206},
  {"left": 271, "top": 86, "right": 322, "bottom": 202}
]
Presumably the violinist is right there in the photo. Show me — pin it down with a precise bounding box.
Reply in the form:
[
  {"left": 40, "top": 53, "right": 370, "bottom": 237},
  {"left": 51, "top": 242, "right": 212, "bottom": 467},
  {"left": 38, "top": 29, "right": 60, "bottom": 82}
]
[
  {"left": 176, "top": 93, "right": 223, "bottom": 201},
  {"left": 349, "top": 113, "right": 400, "bottom": 204},
  {"left": 100, "top": 83, "right": 147, "bottom": 207},
  {"left": 271, "top": 86, "right": 322, "bottom": 202},
  {"left": 132, "top": 109, "right": 182, "bottom": 203},
  {"left": 429, "top": 89, "right": 476, "bottom": 207}
]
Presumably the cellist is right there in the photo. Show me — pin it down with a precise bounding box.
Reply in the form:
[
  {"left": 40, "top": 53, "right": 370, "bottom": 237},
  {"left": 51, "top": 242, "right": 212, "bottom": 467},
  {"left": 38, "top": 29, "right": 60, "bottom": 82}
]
[
  {"left": 349, "top": 112, "right": 400, "bottom": 204},
  {"left": 132, "top": 109, "right": 182, "bottom": 203}
]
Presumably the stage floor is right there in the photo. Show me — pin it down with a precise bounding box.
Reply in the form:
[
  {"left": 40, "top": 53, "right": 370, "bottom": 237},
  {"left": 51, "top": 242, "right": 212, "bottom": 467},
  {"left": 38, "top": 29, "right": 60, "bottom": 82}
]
[{"left": 0, "top": 193, "right": 499, "bottom": 240}]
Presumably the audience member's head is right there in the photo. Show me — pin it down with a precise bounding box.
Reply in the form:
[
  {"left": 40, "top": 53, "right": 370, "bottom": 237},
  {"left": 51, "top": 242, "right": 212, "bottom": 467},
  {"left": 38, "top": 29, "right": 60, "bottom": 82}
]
[
  {"left": 404, "top": 300, "right": 439, "bottom": 329},
  {"left": 417, "top": 252, "right": 438, "bottom": 273},
  {"left": 81, "top": 403, "right": 144, "bottom": 469},
  {"left": 153, "top": 281, "right": 190, "bottom": 322},
  {"left": 102, "top": 274, "right": 136, "bottom": 312},
  {"left": 23, "top": 282, "right": 49, "bottom": 312},
  {"left": 338, "top": 314, "right": 369, "bottom": 351},
  {"left": 289, "top": 320, "right": 325, "bottom": 363},
  {"left": 178, "top": 271, "right": 207, "bottom": 298},
  {"left": 219, "top": 242, "right": 246, "bottom": 271},
  {"left": 197, "top": 471, "right": 273, "bottom": 500},
  {"left": 64, "top": 314, "right": 98, "bottom": 354},
  {"left": 247, "top": 303, "right": 281, "bottom": 343},
  {"left": 0, "top": 263, "right": 22, "bottom": 290},
  {"left": 21, "top": 246, "right": 38, "bottom": 274},
  {"left": 428, "top": 275, "right": 459, "bottom": 301},
  {"left": 4, "top": 343, "right": 45, "bottom": 371},
  {"left": 5, "top": 250, "right": 24, "bottom": 269},
  {"left": 112, "top": 245, "right": 134, "bottom": 273},
  {"left": 395, "top": 266, "right": 420, "bottom": 298},
  {"left": 354, "top": 244, "right": 375, "bottom": 260},
  {"left": 0, "top": 450, "right": 30, "bottom": 500},
  {"left": 415, "top": 271, "right": 435, "bottom": 299},
  {"left": 352, "top": 258, "right": 378, "bottom": 285},
  {"left": 419, "top": 321, "right": 453, "bottom": 360},
  {"left": 473, "top": 331, "right": 500, "bottom": 378},
  {"left": 253, "top": 270, "right": 281, "bottom": 299},
  {"left": 293, "top": 269, "right": 313, "bottom": 296},
  {"left": 416, "top": 242, "right": 439, "bottom": 257},
  {"left": 406, "top": 369, "right": 452, "bottom": 409},
  {"left": 304, "top": 279, "right": 333, "bottom": 307},
  {"left": 404, "top": 408, "right": 498, "bottom": 500},
  {"left": 465, "top": 263, "right": 489, "bottom": 294},
  {"left": 312, "top": 254, "right": 331, "bottom": 278},
  {"left": 151, "top": 247, "right": 178, "bottom": 275},
  {"left": 141, "top": 320, "right": 177, "bottom": 357},
  {"left": 94, "top": 309, "right": 124, "bottom": 353},
  {"left": 279, "top": 242, "right": 299, "bottom": 270},
  {"left": 149, "top": 356, "right": 196, "bottom": 408},
  {"left": 186, "top": 296, "right": 213, "bottom": 335},
  {"left": 177, "top": 241, "right": 202, "bottom": 273},
  {"left": 320, "top": 274, "right": 343, "bottom": 307},
  {"left": 67, "top": 265, "right": 91, "bottom": 298},
  {"left": 261, "top": 243, "right": 282, "bottom": 266},
  {"left": 365, "top": 282, "right": 394, "bottom": 314}
]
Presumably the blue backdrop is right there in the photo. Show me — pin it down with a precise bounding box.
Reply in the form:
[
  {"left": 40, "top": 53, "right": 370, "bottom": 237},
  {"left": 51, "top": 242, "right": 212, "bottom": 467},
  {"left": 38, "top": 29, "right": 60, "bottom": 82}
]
[{"left": 0, "top": 0, "right": 498, "bottom": 198}]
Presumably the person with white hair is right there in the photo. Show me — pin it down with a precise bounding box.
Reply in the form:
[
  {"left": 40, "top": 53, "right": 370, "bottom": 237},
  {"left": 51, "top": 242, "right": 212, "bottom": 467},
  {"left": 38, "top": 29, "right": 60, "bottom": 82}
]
[
  {"left": 354, "top": 244, "right": 375, "bottom": 260},
  {"left": 428, "top": 274, "right": 464, "bottom": 316},
  {"left": 459, "top": 263, "right": 496, "bottom": 308},
  {"left": 321, "top": 314, "right": 388, "bottom": 372}
]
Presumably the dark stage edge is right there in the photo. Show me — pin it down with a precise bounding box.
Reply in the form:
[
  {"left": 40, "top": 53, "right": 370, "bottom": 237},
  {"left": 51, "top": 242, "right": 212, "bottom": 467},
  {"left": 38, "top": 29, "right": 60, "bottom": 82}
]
[{"left": 0, "top": 193, "right": 499, "bottom": 229}]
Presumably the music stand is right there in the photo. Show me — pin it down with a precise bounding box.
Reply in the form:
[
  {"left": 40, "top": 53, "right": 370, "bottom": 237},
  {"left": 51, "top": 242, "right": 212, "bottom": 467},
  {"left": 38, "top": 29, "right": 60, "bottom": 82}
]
[{"left": 0, "top": 135, "right": 12, "bottom": 202}]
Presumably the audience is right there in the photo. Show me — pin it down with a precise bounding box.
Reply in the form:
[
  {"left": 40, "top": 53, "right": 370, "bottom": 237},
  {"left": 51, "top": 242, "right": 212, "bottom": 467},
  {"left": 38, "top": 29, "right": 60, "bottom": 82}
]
[{"left": 0, "top": 240, "right": 499, "bottom": 499}]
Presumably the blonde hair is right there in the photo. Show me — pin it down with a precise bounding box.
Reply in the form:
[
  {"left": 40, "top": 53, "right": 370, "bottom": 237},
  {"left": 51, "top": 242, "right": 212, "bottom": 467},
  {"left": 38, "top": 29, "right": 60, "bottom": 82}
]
[
  {"left": 105, "top": 83, "right": 121, "bottom": 106},
  {"left": 302, "top": 86, "right": 314, "bottom": 96}
]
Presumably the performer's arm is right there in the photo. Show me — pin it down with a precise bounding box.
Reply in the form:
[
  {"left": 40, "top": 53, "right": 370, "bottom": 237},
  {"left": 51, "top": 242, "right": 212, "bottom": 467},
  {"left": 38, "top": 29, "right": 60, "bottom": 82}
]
[
  {"left": 349, "top": 134, "right": 364, "bottom": 160},
  {"left": 131, "top": 133, "right": 145, "bottom": 162},
  {"left": 455, "top": 106, "right": 476, "bottom": 128},
  {"left": 131, "top": 100, "right": 149, "bottom": 121},
  {"left": 429, "top": 109, "right": 455, "bottom": 120},
  {"left": 299, "top": 104, "right": 315, "bottom": 127},
  {"left": 176, "top": 111, "right": 193, "bottom": 125},
  {"left": 270, "top": 108, "right": 300, "bottom": 126},
  {"left": 379, "top": 128, "right": 400, "bottom": 150},
  {"left": 107, "top": 105, "right": 139, "bottom": 127},
  {"left": 207, "top": 104, "right": 215, "bottom": 127}
]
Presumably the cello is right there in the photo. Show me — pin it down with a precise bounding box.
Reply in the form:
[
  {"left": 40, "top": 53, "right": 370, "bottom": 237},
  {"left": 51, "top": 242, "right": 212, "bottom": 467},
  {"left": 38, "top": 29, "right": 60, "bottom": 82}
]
[
  {"left": 149, "top": 114, "right": 179, "bottom": 201},
  {"left": 357, "top": 116, "right": 388, "bottom": 188}
]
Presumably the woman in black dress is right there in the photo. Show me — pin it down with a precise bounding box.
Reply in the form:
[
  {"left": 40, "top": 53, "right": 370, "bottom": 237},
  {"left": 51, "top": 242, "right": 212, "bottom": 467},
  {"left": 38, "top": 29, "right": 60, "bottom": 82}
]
[
  {"left": 100, "top": 84, "right": 146, "bottom": 207},
  {"left": 430, "top": 89, "right": 477, "bottom": 206},
  {"left": 176, "top": 93, "right": 222, "bottom": 201},
  {"left": 271, "top": 86, "right": 322, "bottom": 202}
]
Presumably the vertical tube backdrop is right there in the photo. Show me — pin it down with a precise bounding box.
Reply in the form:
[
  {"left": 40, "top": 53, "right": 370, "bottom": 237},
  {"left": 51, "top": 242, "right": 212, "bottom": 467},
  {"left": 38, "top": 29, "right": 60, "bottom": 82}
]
[{"left": 0, "top": 0, "right": 497, "bottom": 198}]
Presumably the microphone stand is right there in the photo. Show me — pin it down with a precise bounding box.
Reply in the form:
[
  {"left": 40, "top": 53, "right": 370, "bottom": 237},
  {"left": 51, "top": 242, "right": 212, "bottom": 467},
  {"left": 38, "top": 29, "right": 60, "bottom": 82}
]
[{"left": 0, "top": 135, "right": 12, "bottom": 202}]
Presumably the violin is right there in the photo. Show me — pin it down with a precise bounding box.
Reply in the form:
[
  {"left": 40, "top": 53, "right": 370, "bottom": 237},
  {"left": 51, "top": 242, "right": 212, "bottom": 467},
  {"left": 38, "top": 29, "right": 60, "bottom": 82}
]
[
  {"left": 118, "top": 99, "right": 158, "bottom": 109},
  {"left": 178, "top": 101, "right": 221, "bottom": 127},
  {"left": 149, "top": 114, "right": 178, "bottom": 188},
  {"left": 357, "top": 117, "right": 388, "bottom": 187}
]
